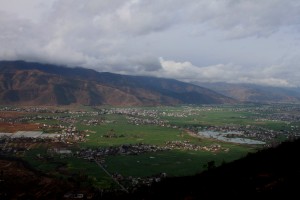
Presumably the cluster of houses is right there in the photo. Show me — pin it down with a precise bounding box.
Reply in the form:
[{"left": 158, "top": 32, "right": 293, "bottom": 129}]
[
  {"left": 126, "top": 116, "right": 166, "bottom": 126},
  {"left": 77, "top": 143, "right": 167, "bottom": 161},
  {"left": 0, "top": 124, "right": 86, "bottom": 156},
  {"left": 0, "top": 136, "right": 54, "bottom": 155},
  {"left": 0, "top": 106, "right": 55, "bottom": 113},
  {"left": 165, "top": 140, "right": 227, "bottom": 152},
  {"left": 105, "top": 108, "right": 160, "bottom": 118},
  {"left": 81, "top": 119, "right": 103, "bottom": 126},
  {"left": 112, "top": 172, "right": 168, "bottom": 190},
  {"left": 260, "top": 113, "right": 300, "bottom": 122},
  {"left": 160, "top": 106, "right": 226, "bottom": 118}
]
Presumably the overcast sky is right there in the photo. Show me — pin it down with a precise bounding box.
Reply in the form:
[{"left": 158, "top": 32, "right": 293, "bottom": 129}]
[{"left": 1, "top": 0, "right": 300, "bottom": 87}]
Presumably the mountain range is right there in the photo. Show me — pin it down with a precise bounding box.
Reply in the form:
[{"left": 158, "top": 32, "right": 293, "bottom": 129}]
[
  {"left": 194, "top": 82, "right": 300, "bottom": 103},
  {"left": 1, "top": 60, "right": 300, "bottom": 106},
  {"left": 0, "top": 61, "right": 234, "bottom": 106}
]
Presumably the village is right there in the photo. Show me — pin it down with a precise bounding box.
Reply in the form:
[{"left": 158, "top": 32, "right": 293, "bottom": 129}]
[
  {"left": 1, "top": 104, "right": 300, "bottom": 155},
  {"left": 1, "top": 104, "right": 300, "bottom": 193}
]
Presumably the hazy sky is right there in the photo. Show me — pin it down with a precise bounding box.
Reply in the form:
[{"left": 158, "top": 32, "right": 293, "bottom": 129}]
[{"left": 1, "top": 0, "right": 300, "bottom": 87}]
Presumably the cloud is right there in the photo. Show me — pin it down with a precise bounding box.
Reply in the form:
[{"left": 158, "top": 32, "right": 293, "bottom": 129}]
[
  {"left": 1, "top": 0, "right": 300, "bottom": 87},
  {"left": 188, "top": 0, "right": 300, "bottom": 38},
  {"left": 158, "top": 58, "right": 296, "bottom": 87}
]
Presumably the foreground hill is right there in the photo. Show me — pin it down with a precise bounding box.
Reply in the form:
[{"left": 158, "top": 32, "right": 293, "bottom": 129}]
[
  {"left": 0, "top": 61, "right": 234, "bottom": 106},
  {"left": 194, "top": 82, "right": 300, "bottom": 103},
  {"left": 2, "top": 139, "right": 299, "bottom": 199},
  {"left": 120, "top": 139, "right": 300, "bottom": 199}
]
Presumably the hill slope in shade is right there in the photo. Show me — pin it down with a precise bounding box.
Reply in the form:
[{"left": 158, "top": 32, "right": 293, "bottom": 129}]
[
  {"left": 118, "top": 139, "right": 300, "bottom": 199},
  {"left": 0, "top": 61, "right": 235, "bottom": 106},
  {"left": 2, "top": 139, "right": 299, "bottom": 199},
  {"left": 194, "top": 82, "right": 300, "bottom": 103}
]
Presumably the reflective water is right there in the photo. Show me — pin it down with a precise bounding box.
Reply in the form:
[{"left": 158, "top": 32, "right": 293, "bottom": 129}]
[{"left": 198, "top": 131, "right": 265, "bottom": 144}]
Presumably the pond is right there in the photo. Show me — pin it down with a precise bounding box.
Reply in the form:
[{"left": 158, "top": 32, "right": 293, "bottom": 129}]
[{"left": 198, "top": 131, "right": 265, "bottom": 145}]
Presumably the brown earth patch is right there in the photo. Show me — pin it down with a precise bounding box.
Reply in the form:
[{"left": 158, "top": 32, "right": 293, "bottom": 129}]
[
  {"left": 0, "top": 111, "right": 27, "bottom": 118},
  {"left": 0, "top": 122, "right": 41, "bottom": 133}
]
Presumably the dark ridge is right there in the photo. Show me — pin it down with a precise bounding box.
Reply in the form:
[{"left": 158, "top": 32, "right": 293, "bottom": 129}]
[
  {"left": 1, "top": 139, "right": 299, "bottom": 199},
  {"left": 111, "top": 139, "right": 300, "bottom": 199}
]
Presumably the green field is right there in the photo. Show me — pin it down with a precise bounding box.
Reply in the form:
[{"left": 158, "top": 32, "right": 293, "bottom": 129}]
[
  {"left": 105, "top": 146, "right": 251, "bottom": 177},
  {"left": 6, "top": 104, "right": 298, "bottom": 190},
  {"left": 23, "top": 147, "right": 117, "bottom": 188}
]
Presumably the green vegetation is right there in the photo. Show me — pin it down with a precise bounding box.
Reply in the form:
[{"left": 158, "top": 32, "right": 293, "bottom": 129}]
[
  {"left": 3, "top": 104, "right": 298, "bottom": 190},
  {"left": 23, "top": 147, "right": 116, "bottom": 188},
  {"left": 105, "top": 146, "right": 252, "bottom": 177},
  {"left": 78, "top": 124, "right": 186, "bottom": 148}
]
